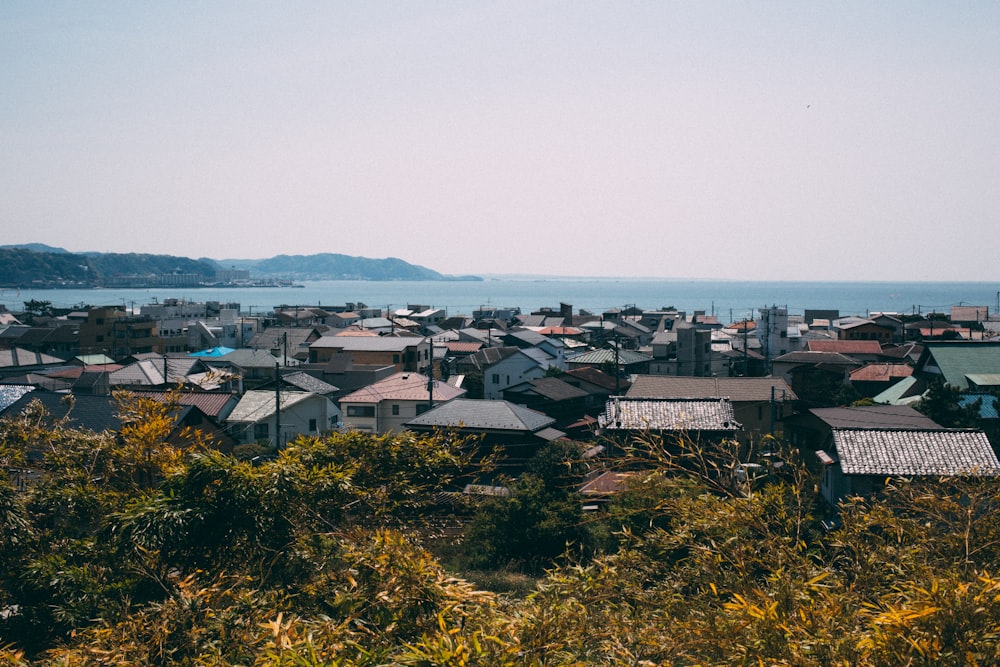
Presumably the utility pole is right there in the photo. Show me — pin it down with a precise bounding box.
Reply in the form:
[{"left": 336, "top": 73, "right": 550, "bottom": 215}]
[
  {"left": 274, "top": 362, "right": 281, "bottom": 449},
  {"left": 426, "top": 337, "right": 434, "bottom": 412}
]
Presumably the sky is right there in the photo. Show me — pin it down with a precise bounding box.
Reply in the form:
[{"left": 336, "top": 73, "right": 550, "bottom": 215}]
[{"left": 3, "top": 2, "right": 999, "bottom": 281}]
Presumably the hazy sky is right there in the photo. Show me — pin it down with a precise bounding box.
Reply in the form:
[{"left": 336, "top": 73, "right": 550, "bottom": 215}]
[{"left": 3, "top": 2, "right": 999, "bottom": 280}]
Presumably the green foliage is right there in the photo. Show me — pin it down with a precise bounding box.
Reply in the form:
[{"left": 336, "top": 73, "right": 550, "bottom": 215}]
[
  {"left": 8, "top": 403, "right": 1000, "bottom": 664},
  {"left": 463, "top": 441, "right": 595, "bottom": 572},
  {"left": 915, "top": 381, "right": 981, "bottom": 427}
]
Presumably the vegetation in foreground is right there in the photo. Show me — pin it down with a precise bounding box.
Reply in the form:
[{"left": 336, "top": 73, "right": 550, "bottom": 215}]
[{"left": 1, "top": 393, "right": 1000, "bottom": 665}]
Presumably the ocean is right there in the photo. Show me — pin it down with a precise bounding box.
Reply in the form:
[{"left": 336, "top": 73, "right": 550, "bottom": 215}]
[{"left": 4, "top": 278, "right": 1000, "bottom": 321}]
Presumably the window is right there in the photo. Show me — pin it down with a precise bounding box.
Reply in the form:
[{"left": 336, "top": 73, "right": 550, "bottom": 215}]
[
  {"left": 491, "top": 373, "right": 500, "bottom": 384},
  {"left": 308, "top": 418, "right": 317, "bottom": 432},
  {"left": 391, "top": 404, "right": 400, "bottom": 416},
  {"left": 393, "top": 354, "right": 400, "bottom": 364},
  {"left": 347, "top": 405, "right": 375, "bottom": 418},
  {"left": 254, "top": 423, "right": 269, "bottom": 440}
]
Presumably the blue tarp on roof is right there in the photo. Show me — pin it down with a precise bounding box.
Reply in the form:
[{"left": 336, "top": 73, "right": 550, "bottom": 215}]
[
  {"left": 959, "top": 394, "right": 1000, "bottom": 420},
  {"left": 188, "top": 346, "right": 236, "bottom": 358}
]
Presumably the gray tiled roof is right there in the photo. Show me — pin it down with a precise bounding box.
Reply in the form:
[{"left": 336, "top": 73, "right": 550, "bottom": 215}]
[
  {"left": 600, "top": 397, "right": 740, "bottom": 431},
  {"left": 832, "top": 428, "right": 1000, "bottom": 476},
  {"left": 405, "top": 398, "right": 554, "bottom": 432}
]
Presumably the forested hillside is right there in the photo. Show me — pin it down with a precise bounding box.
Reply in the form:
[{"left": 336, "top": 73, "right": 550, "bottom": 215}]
[
  {"left": 0, "top": 248, "right": 216, "bottom": 286},
  {"left": 1, "top": 395, "right": 999, "bottom": 665}
]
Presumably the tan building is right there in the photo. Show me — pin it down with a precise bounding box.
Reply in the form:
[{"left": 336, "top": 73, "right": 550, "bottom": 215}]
[{"left": 340, "top": 372, "right": 465, "bottom": 433}]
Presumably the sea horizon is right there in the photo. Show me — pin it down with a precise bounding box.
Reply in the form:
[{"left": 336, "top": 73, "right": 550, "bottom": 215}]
[{"left": 5, "top": 277, "right": 1000, "bottom": 323}]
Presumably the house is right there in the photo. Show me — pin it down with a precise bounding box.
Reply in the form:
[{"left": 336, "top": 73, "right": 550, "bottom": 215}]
[
  {"left": 834, "top": 319, "right": 894, "bottom": 345},
  {"left": 482, "top": 347, "right": 560, "bottom": 400},
  {"left": 226, "top": 389, "right": 341, "bottom": 448},
  {"left": 0, "top": 348, "right": 67, "bottom": 380},
  {"left": 816, "top": 428, "right": 1000, "bottom": 506},
  {"left": 770, "top": 351, "right": 861, "bottom": 406},
  {"left": 247, "top": 326, "right": 328, "bottom": 363},
  {"left": 626, "top": 376, "right": 797, "bottom": 440},
  {"left": 502, "top": 377, "right": 590, "bottom": 427},
  {"left": 806, "top": 340, "right": 884, "bottom": 363},
  {"left": 567, "top": 348, "right": 652, "bottom": 377},
  {"left": 504, "top": 368, "right": 622, "bottom": 428},
  {"left": 598, "top": 397, "right": 741, "bottom": 445},
  {"left": 128, "top": 390, "right": 240, "bottom": 452},
  {"left": 848, "top": 363, "right": 914, "bottom": 398},
  {"left": 405, "top": 398, "right": 565, "bottom": 475},
  {"left": 783, "top": 404, "right": 941, "bottom": 466},
  {"left": 339, "top": 371, "right": 465, "bottom": 434},
  {"left": 308, "top": 335, "right": 431, "bottom": 373},
  {"left": 911, "top": 341, "right": 1000, "bottom": 391},
  {"left": 0, "top": 390, "right": 234, "bottom": 452}
]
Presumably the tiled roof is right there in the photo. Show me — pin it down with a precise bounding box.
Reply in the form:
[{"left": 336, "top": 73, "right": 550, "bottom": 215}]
[
  {"left": 832, "top": 428, "right": 1000, "bottom": 476},
  {"left": 444, "top": 341, "right": 483, "bottom": 354},
  {"left": 129, "top": 390, "right": 239, "bottom": 419},
  {"left": 810, "top": 405, "right": 940, "bottom": 429},
  {"left": 406, "top": 398, "right": 555, "bottom": 432},
  {"left": 340, "top": 372, "right": 465, "bottom": 403},
  {"left": 599, "top": 397, "right": 740, "bottom": 432},
  {"left": 807, "top": 340, "right": 883, "bottom": 355},
  {"left": 282, "top": 371, "right": 339, "bottom": 394},
  {"left": 627, "top": 376, "right": 797, "bottom": 402},
  {"left": 0, "top": 385, "right": 34, "bottom": 412}
]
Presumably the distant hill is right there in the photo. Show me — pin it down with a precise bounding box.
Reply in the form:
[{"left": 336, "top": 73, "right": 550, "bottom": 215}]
[
  {"left": 0, "top": 247, "right": 479, "bottom": 286},
  {"left": 0, "top": 248, "right": 217, "bottom": 287},
  {"left": 228, "top": 253, "right": 465, "bottom": 281},
  {"left": 0, "top": 243, "right": 71, "bottom": 254}
]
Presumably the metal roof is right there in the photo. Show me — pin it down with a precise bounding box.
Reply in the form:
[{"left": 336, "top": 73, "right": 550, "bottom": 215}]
[
  {"left": 405, "top": 398, "right": 555, "bottom": 432},
  {"left": 227, "top": 390, "right": 317, "bottom": 423},
  {"left": 917, "top": 342, "right": 1000, "bottom": 390},
  {"left": 627, "top": 376, "right": 797, "bottom": 402},
  {"left": 340, "top": 372, "right": 465, "bottom": 404}
]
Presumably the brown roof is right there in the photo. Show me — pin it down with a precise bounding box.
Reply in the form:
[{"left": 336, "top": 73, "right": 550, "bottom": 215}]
[
  {"left": 340, "top": 372, "right": 466, "bottom": 404},
  {"left": 807, "top": 340, "right": 883, "bottom": 355},
  {"left": 627, "top": 375, "right": 798, "bottom": 402},
  {"left": 810, "top": 405, "right": 940, "bottom": 429},
  {"left": 849, "top": 363, "right": 914, "bottom": 382},
  {"left": 129, "top": 390, "right": 238, "bottom": 419}
]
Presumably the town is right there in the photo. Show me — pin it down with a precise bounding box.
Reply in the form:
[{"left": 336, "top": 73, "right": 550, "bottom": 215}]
[{"left": 3, "top": 296, "right": 999, "bottom": 512}]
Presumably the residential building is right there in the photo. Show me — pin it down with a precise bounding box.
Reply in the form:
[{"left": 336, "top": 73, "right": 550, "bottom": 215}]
[
  {"left": 816, "top": 428, "right": 1000, "bottom": 506},
  {"left": 226, "top": 389, "right": 340, "bottom": 448},
  {"left": 626, "top": 375, "right": 796, "bottom": 440},
  {"left": 308, "top": 335, "right": 430, "bottom": 372},
  {"left": 339, "top": 371, "right": 465, "bottom": 433}
]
